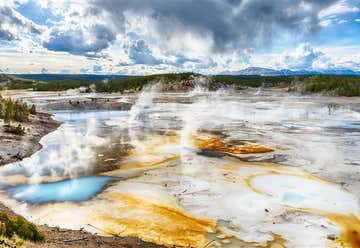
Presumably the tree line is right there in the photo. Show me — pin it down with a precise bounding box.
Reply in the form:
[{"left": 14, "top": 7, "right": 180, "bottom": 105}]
[{"left": 1, "top": 73, "right": 359, "bottom": 96}]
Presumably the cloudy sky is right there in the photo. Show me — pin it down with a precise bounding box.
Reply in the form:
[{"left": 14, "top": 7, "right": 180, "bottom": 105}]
[{"left": 0, "top": 0, "right": 359, "bottom": 74}]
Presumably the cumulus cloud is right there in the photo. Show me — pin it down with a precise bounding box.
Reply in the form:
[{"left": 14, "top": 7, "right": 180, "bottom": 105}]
[
  {"left": 80, "top": 68, "right": 89, "bottom": 73},
  {"left": 319, "top": 0, "right": 359, "bottom": 18},
  {"left": 39, "top": 0, "right": 338, "bottom": 57},
  {"left": 338, "top": 61, "right": 360, "bottom": 70},
  {"left": 2, "top": 0, "right": 360, "bottom": 74},
  {"left": 0, "top": 67, "right": 10, "bottom": 73},
  {"left": 102, "top": 0, "right": 337, "bottom": 49},
  {"left": 323, "top": 47, "right": 360, "bottom": 71},
  {"left": 126, "top": 39, "right": 162, "bottom": 65},
  {"left": 268, "top": 43, "right": 360, "bottom": 71},
  {"left": 44, "top": 24, "right": 116, "bottom": 56},
  {"left": 0, "top": 6, "right": 43, "bottom": 41},
  {"left": 93, "top": 65, "right": 102, "bottom": 73},
  {"left": 277, "top": 43, "right": 325, "bottom": 70},
  {"left": 319, "top": 0, "right": 359, "bottom": 26},
  {"left": 0, "top": 28, "right": 14, "bottom": 41}
]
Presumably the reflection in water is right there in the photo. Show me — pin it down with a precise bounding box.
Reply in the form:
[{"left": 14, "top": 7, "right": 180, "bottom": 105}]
[{"left": 0, "top": 88, "right": 360, "bottom": 247}]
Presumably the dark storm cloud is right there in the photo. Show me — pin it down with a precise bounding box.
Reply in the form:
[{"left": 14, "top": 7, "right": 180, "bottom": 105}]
[
  {"left": 44, "top": 24, "right": 116, "bottom": 56},
  {"left": 0, "top": 6, "right": 42, "bottom": 41},
  {"left": 89, "top": 0, "right": 338, "bottom": 51},
  {"left": 0, "top": 28, "right": 15, "bottom": 41},
  {"left": 43, "top": 0, "right": 338, "bottom": 57}
]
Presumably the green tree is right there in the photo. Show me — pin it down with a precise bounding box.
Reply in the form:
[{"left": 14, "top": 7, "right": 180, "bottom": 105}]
[{"left": 29, "top": 104, "right": 36, "bottom": 115}]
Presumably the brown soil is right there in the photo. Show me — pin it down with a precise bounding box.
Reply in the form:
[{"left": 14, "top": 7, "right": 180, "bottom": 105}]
[{"left": 44, "top": 98, "right": 132, "bottom": 111}]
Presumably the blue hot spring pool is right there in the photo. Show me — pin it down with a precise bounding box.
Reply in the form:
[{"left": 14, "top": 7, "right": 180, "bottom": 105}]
[{"left": 6, "top": 176, "right": 116, "bottom": 204}]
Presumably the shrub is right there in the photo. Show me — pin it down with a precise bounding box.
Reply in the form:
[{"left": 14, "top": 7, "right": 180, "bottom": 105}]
[
  {"left": 0, "top": 213, "right": 45, "bottom": 242},
  {"left": 0, "top": 95, "right": 34, "bottom": 123},
  {"left": 29, "top": 104, "right": 36, "bottom": 115},
  {"left": 5, "top": 124, "right": 26, "bottom": 135},
  {"left": 13, "top": 101, "right": 30, "bottom": 122},
  {"left": 302, "top": 75, "right": 360, "bottom": 96},
  {"left": 16, "top": 216, "right": 45, "bottom": 242},
  {"left": 0, "top": 213, "right": 16, "bottom": 238}
]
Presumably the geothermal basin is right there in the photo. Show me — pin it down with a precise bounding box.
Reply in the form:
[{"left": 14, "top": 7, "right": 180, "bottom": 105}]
[{"left": 0, "top": 88, "right": 359, "bottom": 248}]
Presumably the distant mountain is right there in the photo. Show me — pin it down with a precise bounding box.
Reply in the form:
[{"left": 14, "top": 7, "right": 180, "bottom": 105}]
[
  {"left": 316, "top": 69, "right": 360, "bottom": 75},
  {"left": 221, "top": 67, "right": 360, "bottom": 76},
  {"left": 227, "top": 67, "right": 280, "bottom": 76},
  {"left": 14, "top": 74, "right": 131, "bottom": 82}
]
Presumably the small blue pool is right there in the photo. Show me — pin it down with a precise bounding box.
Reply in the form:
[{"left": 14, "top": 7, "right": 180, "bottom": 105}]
[
  {"left": 282, "top": 192, "right": 306, "bottom": 205},
  {"left": 6, "top": 176, "right": 116, "bottom": 204},
  {"left": 53, "top": 110, "right": 128, "bottom": 123}
]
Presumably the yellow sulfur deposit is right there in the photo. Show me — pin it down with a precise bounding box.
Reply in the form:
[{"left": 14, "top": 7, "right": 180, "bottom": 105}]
[
  {"left": 325, "top": 213, "right": 360, "bottom": 248},
  {"left": 103, "top": 154, "right": 180, "bottom": 175},
  {"left": 95, "top": 193, "right": 216, "bottom": 247},
  {"left": 192, "top": 133, "right": 275, "bottom": 154}
]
